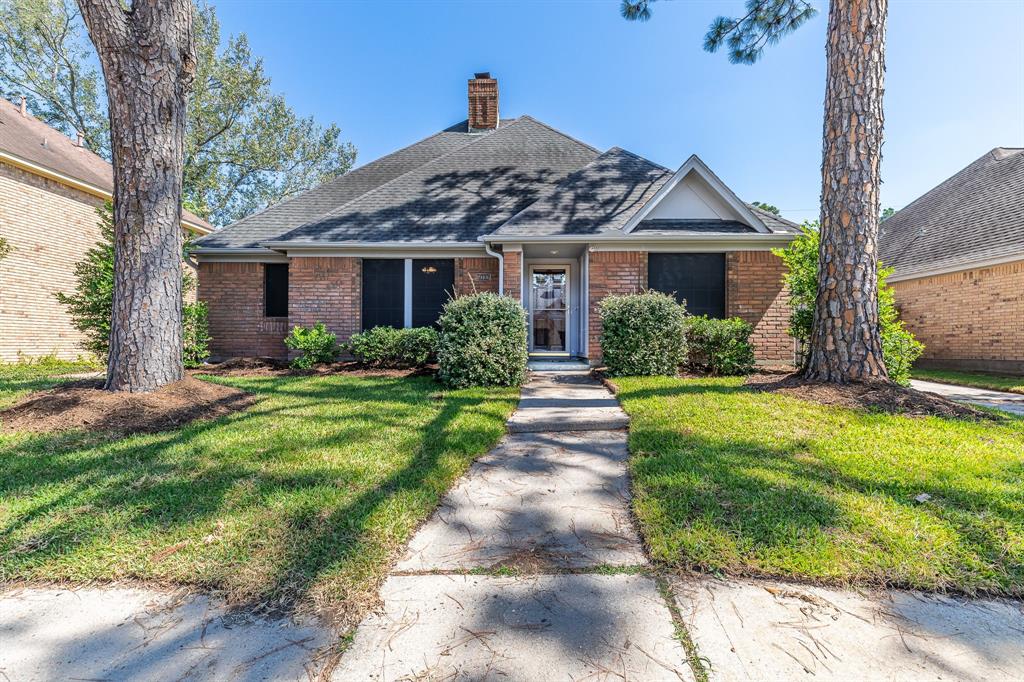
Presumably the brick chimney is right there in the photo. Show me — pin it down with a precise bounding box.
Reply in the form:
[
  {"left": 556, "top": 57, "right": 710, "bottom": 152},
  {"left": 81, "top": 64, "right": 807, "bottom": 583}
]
[{"left": 467, "top": 72, "right": 498, "bottom": 132}]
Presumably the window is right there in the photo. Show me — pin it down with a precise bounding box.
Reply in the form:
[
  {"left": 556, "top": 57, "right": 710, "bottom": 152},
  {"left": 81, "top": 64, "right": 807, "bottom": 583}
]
[
  {"left": 264, "top": 264, "right": 288, "bottom": 317},
  {"left": 412, "top": 259, "right": 455, "bottom": 328},
  {"left": 361, "top": 259, "right": 405, "bottom": 330},
  {"left": 648, "top": 253, "right": 726, "bottom": 318}
]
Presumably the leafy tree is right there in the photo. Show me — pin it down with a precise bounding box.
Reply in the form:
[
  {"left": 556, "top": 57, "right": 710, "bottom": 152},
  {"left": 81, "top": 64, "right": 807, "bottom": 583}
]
[
  {"left": 0, "top": 0, "right": 355, "bottom": 226},
  {"left": 774, "top": 224, "right": 923, "bottom": 384},
  {"left": 56, "top": 202, "right": 209, "bottom": 366},
  {"left": 881, "top": 206, "right": 896, "bottom": 221},
  {"left": 0, "top": 236, "right": 11, "bottom": 260},
  {"left": 622, "top": 0, "right": 890, "bottom": 384},
  {"left": 751, "top": 201, "right": 781, "bottom": 215}
]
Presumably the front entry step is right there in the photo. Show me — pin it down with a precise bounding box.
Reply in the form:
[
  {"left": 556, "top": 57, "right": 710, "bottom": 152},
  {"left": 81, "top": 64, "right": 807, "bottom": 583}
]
[{"left": 527, "top": 358, "right": 590, "bottom": 371}]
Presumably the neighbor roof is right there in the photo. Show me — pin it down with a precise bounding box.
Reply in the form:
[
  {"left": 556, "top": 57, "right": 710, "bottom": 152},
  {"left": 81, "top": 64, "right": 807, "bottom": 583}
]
[
  {"left": 0, "top": 97, "right": 211, "bottom": 233},
  {"left": 879, "top": 147, "right": 1024, "bottom": 278}
]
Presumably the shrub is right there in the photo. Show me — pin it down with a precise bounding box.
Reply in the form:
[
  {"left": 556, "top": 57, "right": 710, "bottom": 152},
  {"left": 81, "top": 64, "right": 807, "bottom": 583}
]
[
  {"left": 182, "top": 301, "right": 211, "bottom": 368},
  {"left": 347, "top": 326, "right": 439, "bottom": 368},
  {"left": 598, "top": 290, "right": 688, "bottom": 376},
  {"left": 437, "top": 293, "right": 527, "bottom": 388},
  {"left": 773, "top": 223, "right": 925, "bottom": 385},
  {"left": 285, "top": 322, "right": 340, "bottom": 370},
  {"left": 684, "top": 316, "right": 756, "bottom": 375}
]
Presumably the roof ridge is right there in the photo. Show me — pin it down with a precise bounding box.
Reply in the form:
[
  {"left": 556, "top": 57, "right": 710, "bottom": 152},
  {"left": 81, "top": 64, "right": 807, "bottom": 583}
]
[
  {"left": 888, "top": 148, "right": 1015, "bottom": 224},
  {"left": 602, "top": 145, "right": 673, "bottom": 172},
  {"left": 748, "top": 203, "right": 800, "bottom": 228},
  {"left": 265, "top": 118, "right": 538, "bottom": 244},
  {"left": 514, "top": 114, "right": 603, "bottom": 155}
]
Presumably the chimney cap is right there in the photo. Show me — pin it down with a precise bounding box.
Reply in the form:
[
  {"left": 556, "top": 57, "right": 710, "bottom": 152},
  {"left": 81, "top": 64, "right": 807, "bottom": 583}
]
[{"left": 473, "top": 72, "right": 492, "bottom": 80}]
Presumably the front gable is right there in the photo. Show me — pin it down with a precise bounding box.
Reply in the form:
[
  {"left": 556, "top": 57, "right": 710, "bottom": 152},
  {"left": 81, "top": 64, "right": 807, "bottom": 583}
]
[{"left": 622, "top": 155, "right": 770, "bottom": 234}]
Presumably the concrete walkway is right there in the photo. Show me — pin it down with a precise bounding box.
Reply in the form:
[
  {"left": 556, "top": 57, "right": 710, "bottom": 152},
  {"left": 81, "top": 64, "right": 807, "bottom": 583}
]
[
  {"left": 911, "top": 379, "right": 1024, "bottom": 416},
  {"left": 335, "top": 370, "right": 693, "bottom": 680}
]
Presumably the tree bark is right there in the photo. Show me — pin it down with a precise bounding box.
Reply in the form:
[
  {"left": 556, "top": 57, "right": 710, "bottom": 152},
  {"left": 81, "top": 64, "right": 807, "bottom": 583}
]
[
  {"left": 803, "top": 0, "right": 889, "bottom": 384},
  {"left": 77, "top": 0, "right": 195, "bottom": 392}
]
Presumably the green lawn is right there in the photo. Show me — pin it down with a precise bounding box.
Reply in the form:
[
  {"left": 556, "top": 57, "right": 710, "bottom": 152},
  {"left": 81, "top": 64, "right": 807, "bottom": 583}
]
[
  {"left": 0, "top": 357, "right": 103, "bottom": 409},
  {"left": 913, "top": 368, "right": 1024, "bottom": 395},
  {"left": 614, "top": 375, "right": 1024, "bottom": 595},
  {"left": 0, "top": 372, "right": 517, "bottom": 622}
]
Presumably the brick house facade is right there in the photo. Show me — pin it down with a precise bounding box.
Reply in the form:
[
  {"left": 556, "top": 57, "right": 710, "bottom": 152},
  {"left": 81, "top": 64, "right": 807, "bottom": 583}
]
[
  {"left": 194, "top": 73, "right": 800, "bottom": 366},
  {"left": 0, "top": 97, "right": 211, "bottom": 362}
]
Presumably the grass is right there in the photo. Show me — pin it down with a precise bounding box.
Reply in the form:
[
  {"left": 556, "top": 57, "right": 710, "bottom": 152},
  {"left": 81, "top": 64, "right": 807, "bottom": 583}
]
[
  {"left": 0, "top": 372, "right": 518, "bottom": 622},
  {"left": 613, "top": 375, "right": 1024, "bottom": 596},
  {"left": 913, "top": 368, "right": 1024, "bottom": 395},
  {"left": 0, "top": 356, "right": 103, "bottom": 409}
]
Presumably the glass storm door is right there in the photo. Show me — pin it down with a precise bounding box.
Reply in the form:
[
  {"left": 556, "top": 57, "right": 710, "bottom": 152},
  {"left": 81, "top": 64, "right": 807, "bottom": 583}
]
[{"left": 530, "top": 267, "right": 569, "bottom": 354}]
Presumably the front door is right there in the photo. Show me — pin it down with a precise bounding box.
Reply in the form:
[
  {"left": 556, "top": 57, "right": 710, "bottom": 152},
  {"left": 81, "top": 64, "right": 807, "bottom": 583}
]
[{"left": 529, "top": 266, "right": 570, "bottom": 354}]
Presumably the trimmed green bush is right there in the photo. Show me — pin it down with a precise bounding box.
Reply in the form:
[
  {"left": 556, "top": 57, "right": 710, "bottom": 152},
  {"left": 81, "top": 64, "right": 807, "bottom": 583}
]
[
  {"left": 684, "top": 316, "right": 756, "bottom": 375},
  {"left": 598, "top": 290, "right": 688, "bottom": 376},
  {"left": 347, "top": 326, "right": 439, "bottom": 368},
  {"left": 437, "top": 293, "right": 527, "bottom": 388},
  {"left": 285, "top": 322, "right": 340, "bottom": 370},
  {"left": 182, "top": 301, "right": 211, "bottom": 368}
]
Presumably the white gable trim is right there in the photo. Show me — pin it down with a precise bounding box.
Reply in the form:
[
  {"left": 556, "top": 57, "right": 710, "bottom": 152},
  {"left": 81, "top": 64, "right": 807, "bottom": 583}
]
[{"left": 621, "top": 155, "right": 770, "bottom": 234}]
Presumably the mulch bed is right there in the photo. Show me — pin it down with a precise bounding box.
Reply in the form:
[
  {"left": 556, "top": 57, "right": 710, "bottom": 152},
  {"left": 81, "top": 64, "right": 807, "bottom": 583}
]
[
  {"left": 745, "top": 371, "right": 998, "bottom": 421},
  {"left": 196, "top": 357, "right": 435, "bottom": 379},
  {"left": 1, "top": 376, "right": 258, "bottom": 435}
]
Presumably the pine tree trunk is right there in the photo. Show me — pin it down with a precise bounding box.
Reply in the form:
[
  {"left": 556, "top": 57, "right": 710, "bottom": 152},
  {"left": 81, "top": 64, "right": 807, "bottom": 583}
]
[
  {"left": 78, "top": 0, "right": 195, "bottom": 392},
  {"left": 803, "top": 0, "right": 889, "bottom": 384}
]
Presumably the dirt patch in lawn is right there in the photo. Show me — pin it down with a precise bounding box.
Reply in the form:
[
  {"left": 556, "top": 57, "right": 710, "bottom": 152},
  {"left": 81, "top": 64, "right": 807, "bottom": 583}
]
[
  {"left": 746, "top": 372, "right": 998, "bottom": 421},
  {"left": 198, "top": 357, "right": 436, "bottom": 379},
  {"left": 0, "top": 376, "right": 257, "bottom": 435}
]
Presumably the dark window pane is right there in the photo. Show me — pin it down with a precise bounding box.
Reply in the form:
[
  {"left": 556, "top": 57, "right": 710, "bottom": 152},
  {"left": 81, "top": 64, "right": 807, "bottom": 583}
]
[
  {"left": 648, "top": 253, "right": 726, "bottom": 318},
  {"left": 362, "top": 259, "right": 405, "bottom": 330},
  {"left": 412, "top": 259, "right": 455, "bottom": 328},
  {"left": 264, "top": 264, "right": 288, "bottom": 317}
]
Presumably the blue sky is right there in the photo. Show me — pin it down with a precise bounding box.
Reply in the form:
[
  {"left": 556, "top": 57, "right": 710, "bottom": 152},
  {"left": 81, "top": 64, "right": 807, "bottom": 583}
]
[{"left": 213, "top": 0, "right": 1024, "bottom": 224}]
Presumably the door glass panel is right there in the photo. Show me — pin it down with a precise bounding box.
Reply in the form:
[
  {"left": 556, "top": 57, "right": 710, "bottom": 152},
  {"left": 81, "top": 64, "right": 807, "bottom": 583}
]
[{"left": 531, "top": 268, "right": 568, "bottom": 352}]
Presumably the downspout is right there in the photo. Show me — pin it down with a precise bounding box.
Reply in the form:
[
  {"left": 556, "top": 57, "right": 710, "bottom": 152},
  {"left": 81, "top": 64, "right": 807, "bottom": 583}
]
[{"left": 484, "top": 242, "right": 504, "bottom": 296}]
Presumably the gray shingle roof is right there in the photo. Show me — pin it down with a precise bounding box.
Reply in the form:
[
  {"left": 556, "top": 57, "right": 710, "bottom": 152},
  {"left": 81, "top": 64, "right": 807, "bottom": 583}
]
[
  {"left": 635, "top": 219, "right": 756, "bottom": 234},
  {"left": 879, "top": 147, "right": 1024, "bottom": 277},
  {"left": 491, "top": 147, "right": 671, "bottom": 237},
  {"left": 194, "top": 121, "right": 504, "bottom": 248},
  {"left": 265, "top": 116, "right": 599, "bottom": 245},
  {"left": 749, "top": 205, "right": 802, "bottom": 234}
]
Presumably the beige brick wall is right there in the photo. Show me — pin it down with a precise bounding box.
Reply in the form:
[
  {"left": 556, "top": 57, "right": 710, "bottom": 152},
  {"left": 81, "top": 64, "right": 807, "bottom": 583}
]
[
  {"left": 891, "top": 260, "right": 1024, "bottom": 373},
  {"left": 726, "top": 251, "right": 794, "bottom": 363},
  {"left": 0, "top": 161, "right": 105, "bottom": 361}
]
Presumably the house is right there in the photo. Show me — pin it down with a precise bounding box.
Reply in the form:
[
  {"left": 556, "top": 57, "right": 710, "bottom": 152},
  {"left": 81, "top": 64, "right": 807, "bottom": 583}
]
[
  {"left": 0, "top": 96, "right": 212, "bottom": 362},
  {"left": 192, "top": 73, "right": 800, "bottom": 365},
  {"left": 879, "top": 148, "right": 1024, "bottom": 374}
]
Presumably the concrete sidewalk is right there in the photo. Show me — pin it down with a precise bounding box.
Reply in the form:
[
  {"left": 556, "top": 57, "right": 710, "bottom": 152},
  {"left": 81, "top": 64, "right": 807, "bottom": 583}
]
[
  {"left": 335, "top": 369, "right": 693, "bottom": 680},
  {"left": 911, "top": 379, "right": 1024, "bottom": 416}
]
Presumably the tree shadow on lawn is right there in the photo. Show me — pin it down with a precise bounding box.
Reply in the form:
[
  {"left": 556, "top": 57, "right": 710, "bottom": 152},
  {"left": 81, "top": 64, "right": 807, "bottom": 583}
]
[
  {"left": 0, "top": 374, "right": 516, "bottom": 624},
  {"left": 622, "top": 380, "right": 1024, "bottom": 596}
]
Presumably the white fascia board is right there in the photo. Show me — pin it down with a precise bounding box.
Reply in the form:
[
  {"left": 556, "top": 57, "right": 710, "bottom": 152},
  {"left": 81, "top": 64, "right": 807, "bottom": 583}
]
[
  {"left": 620, "top": 155, "right": 770, "bottom": 234},
  {"left": 259, "top": 241, "right": 486, "bottom": 258},
  {"left": 191, "top": 247, "right": 287, "bottom": 263},
  {"left": 484, "top": 233, "right": 795, "bottom": 246},
  {"left": 587, "top": 234, "right": 796, "bottom": 252},
  {"left": 886, "top": 253, "right": 1024, "bottom": 282}
]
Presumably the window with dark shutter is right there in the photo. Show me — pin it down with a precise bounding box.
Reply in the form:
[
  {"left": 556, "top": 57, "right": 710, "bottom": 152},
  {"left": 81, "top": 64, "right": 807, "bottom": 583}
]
[
  {"left": 648, "top": 253, "right": 726, "bottom": 318},
  {"left": 412, "top": 259, "right": 455, "bottom": 328},
  {"left": 264, "top": 264, "right": 288, "bottom": 317},
  {"left": 361, "top": 259, "right": 405, "bottom": 330}
]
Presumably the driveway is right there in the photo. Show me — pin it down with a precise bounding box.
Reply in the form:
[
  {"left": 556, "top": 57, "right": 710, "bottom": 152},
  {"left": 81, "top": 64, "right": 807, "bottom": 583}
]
[{"left": 912, "top": 379, "right": 1024, "bottom": 416}]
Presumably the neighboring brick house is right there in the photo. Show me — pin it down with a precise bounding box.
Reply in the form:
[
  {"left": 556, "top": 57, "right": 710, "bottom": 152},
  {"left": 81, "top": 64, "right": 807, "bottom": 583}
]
[
  {"left": 0, "top": 97, "right": 212, "bottom": 362},
  {"left": 879, "top": 148, "right": 1024, "bottom": 374},
  {"left": 193, "top": 73, "right": 798, "bottom": 365}
]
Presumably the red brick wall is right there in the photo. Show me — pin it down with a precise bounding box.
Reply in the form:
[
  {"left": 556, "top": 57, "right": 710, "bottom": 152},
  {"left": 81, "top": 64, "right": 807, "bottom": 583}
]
[
  {"left": 726, "top": 251, "right": 793, "bottom": 363},
  {"left": 503, "top": 251, "right": 522, "bottom": 300},
  {"left": 587, "top": 251, "right": 648, "bottom": 361},
  {"left": 198, "top": 262, "right": 289, "bottom": 359},
  {"left": 288, "top": 257, "right": 361, "bottom": 346},
  {"left": 455, "top": 257, "right": 499, "bottom": 296},
  {"left": 891, "top": 260, "right": 1024, "bottom": 373}
]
